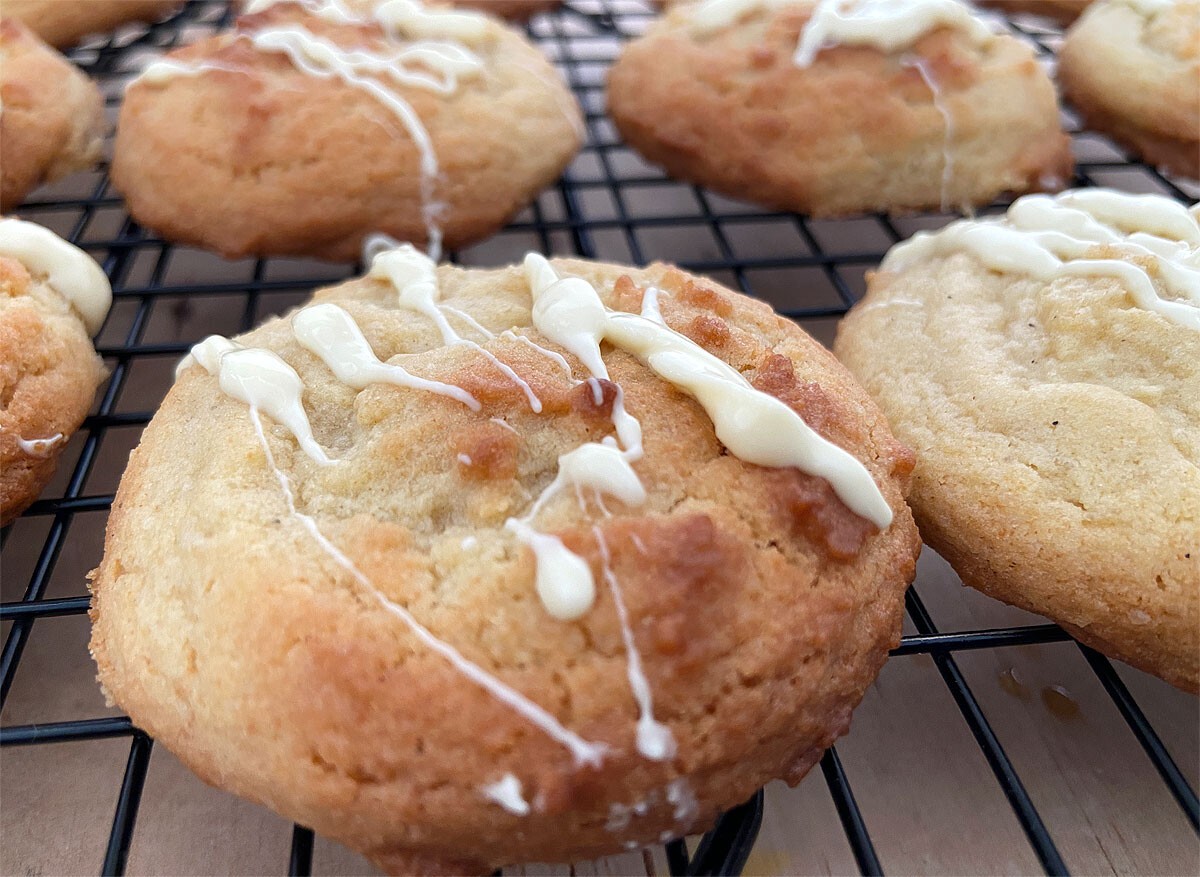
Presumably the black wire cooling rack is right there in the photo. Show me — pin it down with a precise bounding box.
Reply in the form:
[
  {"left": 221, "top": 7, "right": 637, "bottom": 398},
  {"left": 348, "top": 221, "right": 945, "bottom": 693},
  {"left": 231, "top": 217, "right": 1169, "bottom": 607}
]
[{"left": 1, "top": 2, "right": 1197, "bottom": 876}]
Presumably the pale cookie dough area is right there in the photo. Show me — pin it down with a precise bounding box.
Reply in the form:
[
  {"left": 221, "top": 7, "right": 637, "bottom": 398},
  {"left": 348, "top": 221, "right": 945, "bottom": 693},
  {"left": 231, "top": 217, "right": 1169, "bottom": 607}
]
[
  {"left": 1059, "top": 0, "right": 1200, "bottom": 179},
  {"left": 91, "top": 249, "right": 919, "bottom": 874}
]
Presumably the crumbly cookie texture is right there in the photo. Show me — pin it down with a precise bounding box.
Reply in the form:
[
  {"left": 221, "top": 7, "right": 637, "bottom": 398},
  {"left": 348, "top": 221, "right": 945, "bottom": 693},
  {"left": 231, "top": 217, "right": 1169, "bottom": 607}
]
[
  {"left": 111, "top": 2, "right": 582, "bottom": 261},
  {"left": 835, "top": 217, "right": 1199, "bottom": 692},
  {"left": 978, "top": 0, "right": 1093, "bottom": 26},
  {"left": 3, "top": 0, "right": 182, "bottom": 48},
  {"left": 0, "top": 254, "right": 105, "bottom": 525},
  {"left": 1059, "top": 0, "right": 1200, "bottom": 178},
  {"left": 0, "top": 19, "right": 106, "bottom": 211},
  {"left": 90, "top": 258, "right": 919, "bottom": 875},
  {"left": 608, "top": 1, "right": 1071, "bottom": 216}
]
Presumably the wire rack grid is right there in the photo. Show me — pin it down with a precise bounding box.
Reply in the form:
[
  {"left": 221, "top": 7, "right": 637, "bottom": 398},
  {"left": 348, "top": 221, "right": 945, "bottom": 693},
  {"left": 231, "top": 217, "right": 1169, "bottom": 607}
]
[{"left": 0, "top": 2, "right": 1197, "bottom": 876}]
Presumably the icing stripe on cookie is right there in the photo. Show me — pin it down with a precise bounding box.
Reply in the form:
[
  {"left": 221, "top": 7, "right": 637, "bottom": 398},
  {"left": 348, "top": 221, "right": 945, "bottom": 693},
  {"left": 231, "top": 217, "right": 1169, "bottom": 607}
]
[
  {"left": 369, "top": 242, "right": 543, "bottom": 410},
  {"left": 137, "top": 0, "right": 494, "bottom": 261},
  {"left": 0, "top": 217, "right": 112, "bottom": 334},
  {"left": 178, "top": 247, "right": 891, "bottom": 767},
  {"left": 292, "top": 303, "right": 482, "bottom": 409},
  {"left": 246, "top": 406, "right": 609, "bottom": 768},
  {"left": 883, "top": 189, "right": 1200, "bottom": 330},
  {"left": 523, "top": 254, "right": 894, "bottom": 529},
  {"left": 686, "top": 0, "right": 994, "bottom": 65}
]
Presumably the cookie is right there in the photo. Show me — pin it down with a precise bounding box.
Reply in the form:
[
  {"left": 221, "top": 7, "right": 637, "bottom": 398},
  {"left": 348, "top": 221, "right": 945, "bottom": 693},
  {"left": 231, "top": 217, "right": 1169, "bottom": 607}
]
[
  {"left": 1059, "top": 0, "right": 1200, "bottom": 178},
  {"left": 0, "top": 18, "right": 106, "bottom": 211},
  {"left": 112, "top": 0, "right": 582, "bottom": 262},
  {"left": 243, "top": 0, "right": 563, "bottom": 22},
  {"left": 835, "top": 189, "right": 1200, "bottom": 692},
  {"left": 0, "top": 218, "right": 110, "bottom": 525},
  {"left": 608, "top": 0, "right": 1072, "bottom": 217},
  {"left": 450, "top": 0, "right": 561, "bottom": 19},
  {"left": 90, "top": 247, "right": 919, "bottom": 874},
  {"left": 3, "top": 0, "right": 182, "bottom": 49},
  {"left": 978, "top": 0, "right": 1093, "bottom": 25}
]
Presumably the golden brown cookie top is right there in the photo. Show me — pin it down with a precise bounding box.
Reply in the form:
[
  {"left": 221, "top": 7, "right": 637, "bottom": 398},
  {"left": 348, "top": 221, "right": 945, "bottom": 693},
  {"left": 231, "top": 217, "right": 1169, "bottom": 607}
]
[
  {"left": 0, "top": 219, "right": 109, "bottom": 524},
  {"left": 92, "top": 253, "right": 919, "bottom": 869},
  {"left": 120, "top": 0, "right": 580, "bottom": 259}
]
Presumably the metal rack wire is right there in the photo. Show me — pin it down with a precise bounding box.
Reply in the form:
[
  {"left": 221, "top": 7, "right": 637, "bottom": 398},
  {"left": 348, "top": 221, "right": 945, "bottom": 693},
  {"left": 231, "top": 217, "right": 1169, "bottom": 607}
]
[{"left": 1, "top": 2, "right": 1197, "bottom": 875}]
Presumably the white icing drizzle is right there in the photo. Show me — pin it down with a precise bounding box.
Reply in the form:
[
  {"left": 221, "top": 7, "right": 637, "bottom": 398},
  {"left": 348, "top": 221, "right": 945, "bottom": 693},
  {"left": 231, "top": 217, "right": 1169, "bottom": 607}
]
[
  {"left": 882, "top": 189, "right": 1200, "bottom": 331},
  {"left": 14, "top": 433, "right": 65, "bottom": 457},
  {"left": 244, "top": 0, "right": 360, "bottom": 21},
  {"left": 373, "top": 0, "right": 491, "bottom": 43},
  {"left": 502, "top": 259, "right": 651, "bottom": 623},
  {"left": 595, "top": 527, "right": 677, "bottom": 761},
  {"left": 146, "top": 1, "right": 494, "bottom": 262},
  {"left": 501, "top": 329, "right": 576, "bottom": 378},
  {"left": 245, "top": 0, "right": 491, "bottom": 43},
  {"left": 259, "top": 29, "right": 483, "bottom": 96},
  {"left": 175, "top": 243, "right": 894, "bottom": 771},
  {"left": 687, "top": 0, "right": 993, "bottom": 66},
  {"left": 440, "top": 304, "right": 495, "bottom": 338},
  {"left": 481, "top": 773, "right": 531, "bottom": 815},
  {"left": 0, "top": 218, "right": 112, "bottom": 334},
  {"left": 523, "top": 255, "right": 893, "bottom": 528},
  {"left": 489, "top": 416, "right": 519, "bottom": 435},
  {"left": 188, "top": 337, "right": 335, "bottom": 465},
  {"left": 904, "top": 55, "right": 954, "bottom": 213},
  {"left": 248, "top": 26, "right": 478, "bottom": 260},
  {"left": 369, "top": 244, "right": 543, "bottom": 410},
  {"left": 292, "top": 302, "right": 481, "bottom": 409},
  {"left": 666, "top": 777, "right": 699, "bottom": 826},
  {"left": 505, "top": 517, "right": 597, "bottom": 620},
  {"left": 1116, "top": 0, "right": 1175, "bottom": 14},
  {"left": 606, "top": 796, "right": 654, "bottom": 832},
  {"left": 247, "top": 406, "right": 608, "bottom": 766},
  {"left": 136, "top": 58, "right": 215, "bottom": 84}
]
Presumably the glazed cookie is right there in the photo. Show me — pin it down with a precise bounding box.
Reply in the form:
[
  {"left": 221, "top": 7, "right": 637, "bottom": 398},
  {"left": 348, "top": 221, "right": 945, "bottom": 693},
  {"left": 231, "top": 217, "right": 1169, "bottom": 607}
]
[
  {"left": 608, "top": 0, "right": 1072, "bottom": 217},
  {"left": 978, "top": 0, "right": 1093, "bottom": 26},
  {"left": 91, "top": 247, "right": 919, "bottom": 874},
  {"left": 836, "top": 189, "right": 1200, "bottom": 692},
  {"left": 0, "top": 19, "right": 106, "bottom": 211},
  {"left": 0, "top": 218, "right": 110, "bottom": 525},
  {"left": 112, "top": 0, "right": 583, "bottom": 261},
  {"left": 240, "top": 0, "right": 564, "bottom": 22},
  {"left": 451, "top": 0, "right": 561, "bottom": 19},
  {"left": 1059, "top": 0, "right": 1200, "bottom": 178},
  {"left": 4, "top": 0, "right": 182, "bottom": 49}
]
